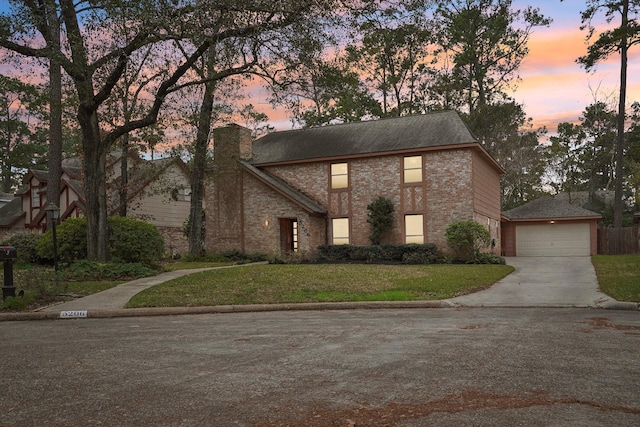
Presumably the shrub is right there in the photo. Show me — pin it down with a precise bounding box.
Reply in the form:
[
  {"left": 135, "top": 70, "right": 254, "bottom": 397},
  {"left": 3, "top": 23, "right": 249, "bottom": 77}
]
[
  {"left": 445, "top": 220, "right": 491, "bottom": 263},
  {"left": 37, "top": 217, "right": 87, "bottom": 263},
  {"left": 317, "top": 243, "right": 442, "bottom": 264},
  {"left": 37, "top": 216, "right": 164, "bottom": 265},
  {"left": 400, "top": 244, "right": 441, "bottom": 264},
  {"left": 108, "top": 216, "right": 164, "bottom": 264},
  {"left": 181, "top": 252, "right": 230, "bottom": 263},
  {"left": 317, "top": 244, "right": 357, "bottom": 261},
  {"left": 474, "top": 253, "right": 506, "bottom": 265},
  {"left": 65, "top": 260, "right": 157, "bottom": 280},
  {"left": 2, "top": 233, "right": 41, "bottom": 263},
  {"left": 219, "top": 250, "right": 268, "bottom": 263},
  {"left": 367, "top": 196, "right": 395, "bottom": 245}
]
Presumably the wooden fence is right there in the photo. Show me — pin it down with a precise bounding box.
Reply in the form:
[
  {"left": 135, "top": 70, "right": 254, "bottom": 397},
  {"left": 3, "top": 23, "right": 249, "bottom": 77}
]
[{"left": 597, "top": 227, "right": 640, "bottom": 255}]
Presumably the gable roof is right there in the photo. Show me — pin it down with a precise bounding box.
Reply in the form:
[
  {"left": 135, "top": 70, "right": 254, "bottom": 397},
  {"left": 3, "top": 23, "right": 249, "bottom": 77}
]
[
  {"left": 252, "top": 111, "right": 484, "bottom": 165},
  {"left": 0, "top": 198, "right": 25, "bottom": 228},
  {"left": 503, "top": 197, "right": 602, "bottom": 221},
  {"left": 0, "top": 192, "right": 13, "bottom": 203},
  {"left": 239, "top": 161, "right": 326, "bottom": 216}
]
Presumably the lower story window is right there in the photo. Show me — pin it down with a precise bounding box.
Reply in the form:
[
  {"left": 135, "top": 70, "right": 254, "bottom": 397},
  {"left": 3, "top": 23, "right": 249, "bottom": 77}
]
[
  {"left": 405, "top": 214, "right": 424, "bottom": 244},
  {"left": 332, "top": 218, "right": 350, "bottom": 245}
]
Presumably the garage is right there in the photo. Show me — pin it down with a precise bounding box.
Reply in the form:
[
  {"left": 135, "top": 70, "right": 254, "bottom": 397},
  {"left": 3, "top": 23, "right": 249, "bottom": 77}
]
[
  {"left": 501, "top": 198, "right": 601, "bottom": 257},
  {"left": 515, "top": 222, "right": 591, "bottom": 256}
]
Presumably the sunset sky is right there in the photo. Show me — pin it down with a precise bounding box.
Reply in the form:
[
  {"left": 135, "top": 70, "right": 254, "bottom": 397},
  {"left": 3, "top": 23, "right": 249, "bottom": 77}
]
[
  {"left": 501, "top": 0, "right": 639, "bottom": 133},
  {"left": 1, "top": 1, "right": 638, "bottom": 136},
  {"left": 246, "top": 1, "right": 640, "bottom": 133}
]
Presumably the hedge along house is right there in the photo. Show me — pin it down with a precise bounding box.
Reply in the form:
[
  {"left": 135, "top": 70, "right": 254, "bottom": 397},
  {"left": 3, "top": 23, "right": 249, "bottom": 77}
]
[
  {"left": 205, "top": 111, "right": 504, "bottom": 257},
  {"left": 501, "top": 197, "right": 602, "bottom": 257}
]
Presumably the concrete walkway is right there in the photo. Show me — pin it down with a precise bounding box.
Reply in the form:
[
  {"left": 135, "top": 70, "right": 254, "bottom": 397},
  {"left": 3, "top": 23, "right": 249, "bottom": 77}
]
[
  {"left": 447, "top": 257, "right": 618, "bottom": 308},
  {"left": 40, "top": 262, "right": 268, "bottom": 312}
]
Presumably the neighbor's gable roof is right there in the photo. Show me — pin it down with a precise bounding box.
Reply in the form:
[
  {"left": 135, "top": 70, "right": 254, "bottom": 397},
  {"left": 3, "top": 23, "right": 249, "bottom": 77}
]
[
  {"left": 503, "top": 197, "right": 602, "bottom": 221},
  {"left": 0, "top": 198, "right": 25, "bottom": 228},
  {"left": 239, "top": 161, "right": 326, "bottom": 216},
  {"left": 252, "top": 111, "right": 489, "bottom": 165}
]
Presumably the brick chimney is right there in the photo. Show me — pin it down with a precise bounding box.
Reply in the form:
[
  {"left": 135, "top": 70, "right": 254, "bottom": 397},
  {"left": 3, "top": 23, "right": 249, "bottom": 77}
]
[{"left": 206, "top": 124, "right": 252, "bottom": 252}]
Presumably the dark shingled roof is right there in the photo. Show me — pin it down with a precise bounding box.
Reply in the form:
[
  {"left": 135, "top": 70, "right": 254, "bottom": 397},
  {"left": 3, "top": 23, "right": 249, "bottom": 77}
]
[
  {"left": 239, "top": 161, "right": 326, "bottom": 215},
  {"left": 0, "top": 198, "right": 25, "bottom": 227},
  {"left": 503, "top": 197, "right": 602, "bottom": 220},
  {"left": 252, "top": 111, "right": 479, "bottom": 164}
]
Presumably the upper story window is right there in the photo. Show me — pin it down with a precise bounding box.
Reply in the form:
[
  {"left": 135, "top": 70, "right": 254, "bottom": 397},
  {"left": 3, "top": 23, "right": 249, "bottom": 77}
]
[
  {"left": 331, "top": 163, "right": 348, "bottom": 189},
  {"left": 31, "top": 185, "right": 42, "bottom": 207},
  {"left": 404, "top": 155, "right": 422, "bottom": 183}
]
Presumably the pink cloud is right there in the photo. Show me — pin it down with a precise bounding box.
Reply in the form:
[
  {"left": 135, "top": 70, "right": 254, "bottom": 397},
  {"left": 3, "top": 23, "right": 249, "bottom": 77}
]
[{"left": 511, "top": 26, "right": 640, "bottom": 133}]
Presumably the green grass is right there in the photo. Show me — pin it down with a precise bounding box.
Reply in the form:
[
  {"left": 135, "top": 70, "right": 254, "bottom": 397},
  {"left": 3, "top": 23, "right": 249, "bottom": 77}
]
[
  {"left": 126, "top": 263, "right": 514, "bottom": 308},
  {"left": 592, "top": 255, "right": 640, "bottom": 302}
]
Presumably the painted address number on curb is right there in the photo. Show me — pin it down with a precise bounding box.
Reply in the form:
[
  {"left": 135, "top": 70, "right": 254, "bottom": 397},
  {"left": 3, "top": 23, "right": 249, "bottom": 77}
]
[{"left": 60, "top": 310, "right": 88, "bottom": 318}]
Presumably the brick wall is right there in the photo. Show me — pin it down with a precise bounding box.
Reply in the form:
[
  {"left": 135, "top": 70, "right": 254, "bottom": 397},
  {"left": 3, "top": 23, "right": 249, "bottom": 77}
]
[
  {"left": 157, "top": 226, "right": 189, "bottom": 257},
  {"left": 424, "top": 149, "right": 474, "bottom": 250},
  {"left": 265, "top": 148, "right": 494, "bottom": 252},
  {"left": 242, "top": 173, "right": 326, "bottom": 255}
]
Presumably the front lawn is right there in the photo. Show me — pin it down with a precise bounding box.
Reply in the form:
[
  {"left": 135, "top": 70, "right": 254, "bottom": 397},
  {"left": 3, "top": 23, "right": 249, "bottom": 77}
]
[
  {"left": 126, "top": 263, "right": 514, "bottom": 308},
  {"left": 592, "top": 255, "right": 640, "bottom": 302}
]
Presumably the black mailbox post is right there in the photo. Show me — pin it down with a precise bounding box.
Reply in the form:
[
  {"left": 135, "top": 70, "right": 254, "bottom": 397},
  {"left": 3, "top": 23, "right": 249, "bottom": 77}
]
[{"left": 1, "top": 246, "right": 17, "bottom": 300}]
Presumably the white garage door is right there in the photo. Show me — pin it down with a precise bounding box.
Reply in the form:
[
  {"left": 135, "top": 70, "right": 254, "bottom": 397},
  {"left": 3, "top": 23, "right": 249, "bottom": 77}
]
[{"left": 516, "top": 223, "right": 591, "bottom": 256}]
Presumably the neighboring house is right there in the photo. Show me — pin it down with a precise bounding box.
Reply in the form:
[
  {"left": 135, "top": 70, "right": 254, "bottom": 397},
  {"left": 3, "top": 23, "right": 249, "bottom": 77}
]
[
  {"left": 501, "top": 197, "right": 602, "bottom": 257},
  {"left": 0, "top": 192, "right": 13, "bottom": 208},
  {"left": 4, "top": 152, "right": 192, "bottom": 255},
  {"left": 0, "top": 191, "right": 23, "bottom": 241},
  {"left": 205, "top": 111, "right": 504, "bottom": 256},
  {"left": 0, "top": 197, "right": 25, "bottom": 242}
]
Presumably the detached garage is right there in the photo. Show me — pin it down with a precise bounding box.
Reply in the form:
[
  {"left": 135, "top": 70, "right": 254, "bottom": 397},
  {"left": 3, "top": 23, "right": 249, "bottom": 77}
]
[{"left": 501, "top": 198, "right": 601, "bottom": 257}]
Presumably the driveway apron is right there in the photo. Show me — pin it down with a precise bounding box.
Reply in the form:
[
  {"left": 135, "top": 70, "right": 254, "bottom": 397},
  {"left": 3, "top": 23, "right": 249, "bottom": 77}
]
[{"left": 447, "top": 257, "right": 615, "bottom": 308}]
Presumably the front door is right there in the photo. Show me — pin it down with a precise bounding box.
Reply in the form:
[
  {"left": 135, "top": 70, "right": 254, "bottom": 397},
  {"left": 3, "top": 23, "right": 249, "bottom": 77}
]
[{"left": 279, "top": 218, "right": 298, "bottom": 255}]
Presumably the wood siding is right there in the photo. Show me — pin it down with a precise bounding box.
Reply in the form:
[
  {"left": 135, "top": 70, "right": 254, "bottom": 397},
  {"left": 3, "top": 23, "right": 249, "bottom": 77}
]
[{"left": 472, "top": 150, "right": 502, "bottom": 254}]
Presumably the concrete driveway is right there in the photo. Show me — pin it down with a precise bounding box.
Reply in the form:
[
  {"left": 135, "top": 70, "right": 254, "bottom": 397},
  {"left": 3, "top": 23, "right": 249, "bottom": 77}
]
[{"left": 447, "top": 257, "right": 616, "bottom": 308}]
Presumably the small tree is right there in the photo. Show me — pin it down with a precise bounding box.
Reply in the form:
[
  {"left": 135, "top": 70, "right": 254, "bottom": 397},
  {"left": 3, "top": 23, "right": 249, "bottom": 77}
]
[
  {"left": 367, "top": 196, "right": 395, "bottom": 245},
  {"left": 445, "top": 220, "right": 491, "bottom": 262}
]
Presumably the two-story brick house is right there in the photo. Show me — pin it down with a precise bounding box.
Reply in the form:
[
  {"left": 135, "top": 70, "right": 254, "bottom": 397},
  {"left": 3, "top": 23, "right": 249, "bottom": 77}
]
[{"left": 205, "top": 111, "right": 504, "bottom": 256}]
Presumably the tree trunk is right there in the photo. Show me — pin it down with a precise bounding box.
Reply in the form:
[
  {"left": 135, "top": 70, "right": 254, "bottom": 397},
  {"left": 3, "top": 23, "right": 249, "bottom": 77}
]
[
  {"left": 188, "top": 49, "right": 216, "bottom": 255},
  {"left": 614, "top": 0, "right": 629, "bottom": 228},
  {"left": 79, "top": 107, "right": 109, "bottom": 261},
  {"left": 119, "top": 133, "right": 129, "bottom": 217},
  {"left": 46, "top": 6, "right": 62, "bottom": 224},
  {"left": 2, "top": 117, "right": 11, "bottom": 193}
]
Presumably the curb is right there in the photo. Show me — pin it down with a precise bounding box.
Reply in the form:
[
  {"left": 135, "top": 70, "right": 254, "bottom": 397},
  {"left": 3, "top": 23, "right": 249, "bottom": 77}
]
[
  {"left": 598, "top": 300, "right": 640, "bottom": 311},
  {"left": 0, "top": 300, "right": 449, "bottom": 322},
  {"left": 1, "top": 299, "right": 638, "bottom": 322}
]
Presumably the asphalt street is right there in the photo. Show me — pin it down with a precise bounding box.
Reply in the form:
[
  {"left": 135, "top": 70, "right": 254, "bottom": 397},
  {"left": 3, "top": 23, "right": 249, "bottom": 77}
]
[{"left": 2, "top": 308, "right": 639, "bottom": 426}]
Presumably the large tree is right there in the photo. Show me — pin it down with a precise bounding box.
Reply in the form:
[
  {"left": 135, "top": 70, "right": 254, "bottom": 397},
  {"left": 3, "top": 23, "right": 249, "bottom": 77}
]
[
  {"left": 545, "top": 102, "right": 620, "bottom": 214},
  {"left": 0, "top": 0, "right": 346, "bottom": 260},
  {"left": 347, "top": 3, "right": 432, "bottom": 117},
  {"left": 573, "top": 0, "right": 640, "bottom": 227},
  {"left": 434, "top": 0, "right": 550, "bottom": 115},
  {"left": 271, "top": 54, "right": 382, "bottom": 127},
  {"left": 0, "top": 74, "right": 47, "bottom": 192},
  {"left": 465, "top": 100, "right": 547, "bottom": 209}
]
